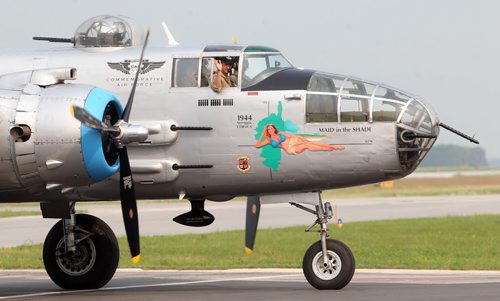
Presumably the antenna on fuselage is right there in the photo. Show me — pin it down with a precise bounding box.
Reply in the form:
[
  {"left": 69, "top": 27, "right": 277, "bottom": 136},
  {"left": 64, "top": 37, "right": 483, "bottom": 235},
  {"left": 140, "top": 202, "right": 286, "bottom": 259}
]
[{"left": 161, "top": 21, "right": 179, "bottom": 46}]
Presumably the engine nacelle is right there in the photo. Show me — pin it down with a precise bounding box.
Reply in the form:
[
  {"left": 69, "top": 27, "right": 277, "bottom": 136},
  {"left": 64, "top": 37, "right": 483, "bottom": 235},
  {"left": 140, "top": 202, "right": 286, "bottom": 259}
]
[{"left": 0, "top": 83, "right": 122, "bottom": 194}]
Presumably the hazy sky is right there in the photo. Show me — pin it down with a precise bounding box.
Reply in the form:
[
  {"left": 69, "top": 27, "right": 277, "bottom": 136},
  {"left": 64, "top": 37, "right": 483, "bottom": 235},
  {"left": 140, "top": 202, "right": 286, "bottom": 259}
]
[{"left": 1, "top": 0, "right": 498, "bottom": 159}]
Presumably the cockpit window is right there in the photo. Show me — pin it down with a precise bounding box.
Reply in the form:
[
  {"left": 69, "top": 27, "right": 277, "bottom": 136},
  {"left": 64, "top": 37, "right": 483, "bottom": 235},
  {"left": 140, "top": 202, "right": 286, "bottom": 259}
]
[
  {"left": 200, "top": 58, "right": 213, "bottom": 87},
  {"left": 172, "top": 57, "right": 240, "bottom": 89},
  {"left": 172, "top": 58, "right": 198, "bottom": 87},
  {"left": 74, "top": 15, "right": 144, "bottom": 48},
  {"left": 242, "top": 53, "right": 293, "bottom": 88}
]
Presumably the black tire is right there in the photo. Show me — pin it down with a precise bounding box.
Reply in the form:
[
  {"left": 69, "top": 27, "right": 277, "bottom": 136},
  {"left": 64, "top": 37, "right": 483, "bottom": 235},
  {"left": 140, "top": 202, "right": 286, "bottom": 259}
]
[
  {"left": 302, "top": 239, "right": 355, "bottom": 290},
  {"left": 43, "top": 214, "right": 119, "bottom": 289}
]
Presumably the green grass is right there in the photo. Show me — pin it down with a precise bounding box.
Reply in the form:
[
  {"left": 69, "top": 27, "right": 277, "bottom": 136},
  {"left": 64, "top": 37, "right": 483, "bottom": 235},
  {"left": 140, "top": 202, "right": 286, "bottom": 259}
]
[
  {"left": 1, "top": 215, "right": 499, "bottom": 270},
  {"left": 343, "top": 216, "right": 500, "bottom": 270}
]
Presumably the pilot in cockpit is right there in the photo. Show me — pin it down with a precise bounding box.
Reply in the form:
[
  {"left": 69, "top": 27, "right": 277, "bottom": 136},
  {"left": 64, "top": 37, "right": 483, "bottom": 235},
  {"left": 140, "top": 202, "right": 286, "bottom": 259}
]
[{"left": 211, "top": 56, "right": 238, "bottom": 93}]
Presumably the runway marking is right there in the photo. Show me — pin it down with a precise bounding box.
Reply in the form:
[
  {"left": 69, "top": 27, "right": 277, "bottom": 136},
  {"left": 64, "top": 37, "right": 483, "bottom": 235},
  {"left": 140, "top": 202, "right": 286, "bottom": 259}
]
[{"left": 0, "top": 273, "right": 301, "bottom": 300}]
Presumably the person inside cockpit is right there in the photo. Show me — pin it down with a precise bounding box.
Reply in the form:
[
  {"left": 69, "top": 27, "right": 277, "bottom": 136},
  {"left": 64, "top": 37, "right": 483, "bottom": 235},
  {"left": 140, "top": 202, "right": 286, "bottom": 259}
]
[{"left": 211, "top": 56, "right": 237, "bottom": 92}]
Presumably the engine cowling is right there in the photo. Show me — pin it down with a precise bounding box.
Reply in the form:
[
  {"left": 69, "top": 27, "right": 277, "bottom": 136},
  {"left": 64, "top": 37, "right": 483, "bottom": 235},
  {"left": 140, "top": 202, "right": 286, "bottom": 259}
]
[{"left": 0, "top": 82, "right": 123, "bottom": 194}]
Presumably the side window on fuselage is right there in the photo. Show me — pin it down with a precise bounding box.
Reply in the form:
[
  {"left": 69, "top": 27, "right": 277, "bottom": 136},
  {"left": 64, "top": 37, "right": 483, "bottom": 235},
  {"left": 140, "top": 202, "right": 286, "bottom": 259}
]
[{"left": 171, "top": 58, "right": 198, "bottom": 87}]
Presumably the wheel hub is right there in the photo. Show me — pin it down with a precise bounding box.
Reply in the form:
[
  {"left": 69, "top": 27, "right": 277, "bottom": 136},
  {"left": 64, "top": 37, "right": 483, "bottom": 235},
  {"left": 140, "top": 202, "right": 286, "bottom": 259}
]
[
  {"left": 55, "top": 234, "right": 96, "bottom": 276},
  {"left": 312, "top": 250, "right": 342, "bottom": 280}
]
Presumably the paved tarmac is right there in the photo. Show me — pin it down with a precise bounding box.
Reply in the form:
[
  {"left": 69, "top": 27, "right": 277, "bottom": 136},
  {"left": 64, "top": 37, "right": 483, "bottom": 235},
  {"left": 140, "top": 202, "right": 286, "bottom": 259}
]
[
  {"left": 1, "top": 269, "right": 499, "bottom": 301},
  {"left": 1, "top": 194, "right": 499, "bottom": 247}
]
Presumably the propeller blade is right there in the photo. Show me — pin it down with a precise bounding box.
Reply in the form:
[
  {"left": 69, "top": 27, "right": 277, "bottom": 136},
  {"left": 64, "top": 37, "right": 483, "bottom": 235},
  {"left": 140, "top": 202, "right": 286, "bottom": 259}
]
[
  {"left": 70, "top": 104, "right": 115, "bottom": 132},
  {"left": 122, "top": 27, "right": 151, "bottom": 122},
  {"left": 115, "top": 27, "right": 152, "bottom": 264},
  {"left": 119, "top": 146, "right": 141, "bottom": 263},
  {"left": 245, "top": 196, "right": 261, "bottom": 256}
]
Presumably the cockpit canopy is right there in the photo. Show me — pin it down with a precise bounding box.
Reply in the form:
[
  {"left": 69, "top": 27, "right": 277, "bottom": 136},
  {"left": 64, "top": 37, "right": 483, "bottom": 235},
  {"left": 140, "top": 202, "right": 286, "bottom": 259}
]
[
  {"left": 74, "top": 15, "right": 145, "bottom": 48},
  {"left": 171, "top": 45, "right": 294, "bottom": 89}
]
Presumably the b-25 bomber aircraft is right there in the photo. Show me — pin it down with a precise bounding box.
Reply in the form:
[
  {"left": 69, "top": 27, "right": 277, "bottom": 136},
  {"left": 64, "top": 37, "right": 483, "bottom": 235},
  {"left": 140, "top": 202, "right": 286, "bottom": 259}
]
[{"left": 0, "top": 15, "right": 478, "bottom": 290}]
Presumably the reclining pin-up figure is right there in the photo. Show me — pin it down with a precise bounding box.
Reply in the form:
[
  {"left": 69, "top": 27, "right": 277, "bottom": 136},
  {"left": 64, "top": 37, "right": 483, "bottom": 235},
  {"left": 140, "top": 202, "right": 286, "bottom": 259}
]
[
  {"left": 211, "top": 56, "right": 237, "bottom": 92},
  {"left": 256, "top": 124, "right": 345, "bottom": 155}
]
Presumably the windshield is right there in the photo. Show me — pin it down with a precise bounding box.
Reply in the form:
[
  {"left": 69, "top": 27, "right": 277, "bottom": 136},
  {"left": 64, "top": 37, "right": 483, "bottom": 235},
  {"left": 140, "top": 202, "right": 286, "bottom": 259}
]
[{"left": 242, "top": 53, "right": 293, "bottom": 88}]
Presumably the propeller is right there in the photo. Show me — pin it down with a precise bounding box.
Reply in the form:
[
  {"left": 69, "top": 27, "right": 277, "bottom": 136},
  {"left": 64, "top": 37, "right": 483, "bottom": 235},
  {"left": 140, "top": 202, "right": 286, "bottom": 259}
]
[
  {"left": 116, "top": 27, "right": 151, "bottom": 264},
  {"left": 71, "top": 27, "right": 151, "bottom": 264},
  {"left": 245, "top": 196, "right": 261, "bottom": 255}
]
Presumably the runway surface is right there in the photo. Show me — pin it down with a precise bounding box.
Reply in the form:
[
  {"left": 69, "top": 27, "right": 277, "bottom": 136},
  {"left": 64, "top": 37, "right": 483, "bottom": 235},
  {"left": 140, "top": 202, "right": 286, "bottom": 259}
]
[
  {"left": 1, "top": 269, "right": 499, "bottom": 301},
  {"left": 1, "top": 194, "right": 499, "bottom": 247}
]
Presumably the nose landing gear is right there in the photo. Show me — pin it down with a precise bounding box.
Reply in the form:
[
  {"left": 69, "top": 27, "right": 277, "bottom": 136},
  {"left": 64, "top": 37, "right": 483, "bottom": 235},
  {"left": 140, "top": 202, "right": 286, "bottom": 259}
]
[{"left": 291, "top": 196, "right": 355, "bottom": 290}]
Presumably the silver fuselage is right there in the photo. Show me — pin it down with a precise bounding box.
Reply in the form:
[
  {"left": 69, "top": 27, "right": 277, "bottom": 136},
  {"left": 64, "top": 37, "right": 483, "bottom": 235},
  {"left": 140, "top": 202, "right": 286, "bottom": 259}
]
[{"left": 0, "top": 45, "right": 439, "bottom": 203}]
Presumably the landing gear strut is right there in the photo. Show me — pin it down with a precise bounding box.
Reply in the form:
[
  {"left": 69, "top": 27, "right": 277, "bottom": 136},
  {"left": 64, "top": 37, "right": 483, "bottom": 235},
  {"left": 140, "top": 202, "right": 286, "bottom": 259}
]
[
  {"left": 43, "top": 203, "right": 119, "bottom": 289},
  {"left": 291, "top": 195, "right": 355, "bottom": 290}
]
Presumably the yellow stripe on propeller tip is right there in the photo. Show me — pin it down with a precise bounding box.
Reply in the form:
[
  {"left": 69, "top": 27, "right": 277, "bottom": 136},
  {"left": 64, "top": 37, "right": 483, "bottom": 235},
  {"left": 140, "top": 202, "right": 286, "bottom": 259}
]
[
  {"left": 132, "top": 254, "right": 141, "bottom": 264},
  {"left": 69, "top": 105, "right": 75, "bottom": 117},
  {"left": 244, "top": 247, "right": 253, "bottom": 256}
]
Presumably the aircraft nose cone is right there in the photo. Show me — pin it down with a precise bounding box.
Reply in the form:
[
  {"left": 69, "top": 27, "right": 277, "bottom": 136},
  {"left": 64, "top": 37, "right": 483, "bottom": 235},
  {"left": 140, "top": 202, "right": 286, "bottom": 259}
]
[
  {"left": 304, "top": 71, "right": 440, "bottom": 176},
  {"left": 395, "top": 96, "right": 440, "bottom": 175}
]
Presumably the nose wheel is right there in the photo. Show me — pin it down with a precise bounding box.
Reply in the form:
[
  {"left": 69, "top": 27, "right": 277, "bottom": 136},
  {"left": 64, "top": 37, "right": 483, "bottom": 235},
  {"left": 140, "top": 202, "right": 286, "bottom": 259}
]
[
  {"left": 303, "top": 239, "right": 354, "bottom": 289},
  {"left": 291, "top": 196, "right": 355, "bottom": 290}
]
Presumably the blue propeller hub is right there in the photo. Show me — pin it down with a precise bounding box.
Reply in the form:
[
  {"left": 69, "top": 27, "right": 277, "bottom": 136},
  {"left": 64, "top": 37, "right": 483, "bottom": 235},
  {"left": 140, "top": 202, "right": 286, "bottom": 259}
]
[{"left": 80, "top": 88, "right": 123, "bottom": 181}]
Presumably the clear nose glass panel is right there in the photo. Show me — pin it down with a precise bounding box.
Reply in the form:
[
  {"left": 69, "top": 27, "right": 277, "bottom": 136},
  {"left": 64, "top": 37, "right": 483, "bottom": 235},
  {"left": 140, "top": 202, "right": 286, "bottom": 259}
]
[
  {"left": 396, "top": 97, "right": 439, "bottom": 174},
  {"left": 400, "top": 100, "right": 433, "bottom": 131},
  {"left": 306, "top": 72, "right": 439, "bottom": 175}
]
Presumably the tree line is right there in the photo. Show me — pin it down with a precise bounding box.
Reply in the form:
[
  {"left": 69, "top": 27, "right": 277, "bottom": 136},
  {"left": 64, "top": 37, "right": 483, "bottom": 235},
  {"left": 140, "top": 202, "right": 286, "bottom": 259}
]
[{"left": 421, "top": 144, "right": 488, "bottom": 167}]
